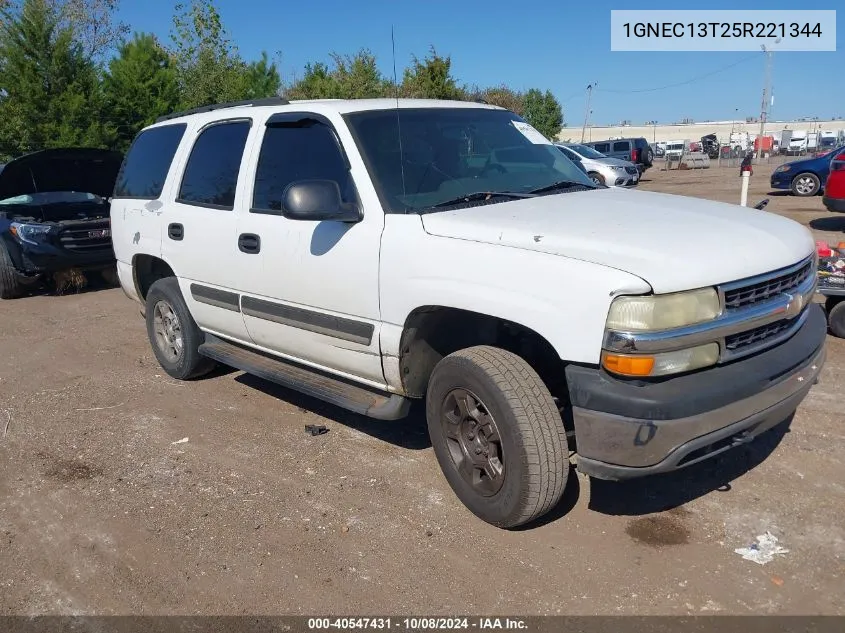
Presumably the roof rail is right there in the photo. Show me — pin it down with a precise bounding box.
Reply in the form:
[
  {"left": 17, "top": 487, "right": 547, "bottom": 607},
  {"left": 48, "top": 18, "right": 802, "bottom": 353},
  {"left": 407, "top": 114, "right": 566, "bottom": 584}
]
[{"left": 155, "top": 96, "right": 290, "bottom": 123}]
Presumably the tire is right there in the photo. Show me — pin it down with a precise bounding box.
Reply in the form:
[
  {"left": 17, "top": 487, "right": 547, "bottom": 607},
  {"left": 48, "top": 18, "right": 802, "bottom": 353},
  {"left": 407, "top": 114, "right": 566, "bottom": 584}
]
[
  {"left": 791, "top": 172, "right": 820, "bottom": 197},
  {"left": 644, "top": 148, "right": 654, "bottom": 166},
  {"left": 827, "top": 299, "right": 845, "bottom": 338},
  {"left": 588, "top": 172, "right": 605, "bottom": 186},
  {"left": 425, "top": 345, "right": 569, "bottom": 528},
  {"left": 145, "top": 277, "right": 216, "bottom": 380},
  {"left": 100, "top": 265, "right": 120, "bottom": 287},
  {"left": 0, "top": 242, "right": 25, "bottom": 300}
]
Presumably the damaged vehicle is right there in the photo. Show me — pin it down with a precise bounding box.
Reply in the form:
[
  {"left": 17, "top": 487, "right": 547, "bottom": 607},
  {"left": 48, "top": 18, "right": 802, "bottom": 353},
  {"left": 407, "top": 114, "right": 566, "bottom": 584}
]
[
  {"left": 112, "top": 98, "right": 825, "bottom": 529},
  {"left": 0, "top": 148, "right": 123, "bottom": 299}
]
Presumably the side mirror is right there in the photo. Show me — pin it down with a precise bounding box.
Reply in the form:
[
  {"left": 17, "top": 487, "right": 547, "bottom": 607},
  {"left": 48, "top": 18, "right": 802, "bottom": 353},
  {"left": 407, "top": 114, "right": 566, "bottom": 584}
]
[{"left": 282, "top": 180, "right": 362, "bottom": 223}]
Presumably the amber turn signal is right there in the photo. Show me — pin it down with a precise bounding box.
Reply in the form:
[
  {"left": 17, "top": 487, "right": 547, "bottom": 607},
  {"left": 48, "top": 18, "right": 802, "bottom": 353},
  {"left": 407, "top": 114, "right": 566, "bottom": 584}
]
[{"left": 601, "top": 353, "right": 655, "bottom": 377}]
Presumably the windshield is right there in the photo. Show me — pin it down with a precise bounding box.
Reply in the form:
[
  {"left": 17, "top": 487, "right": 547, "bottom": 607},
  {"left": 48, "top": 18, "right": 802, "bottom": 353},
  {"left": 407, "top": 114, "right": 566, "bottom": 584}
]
[
  {"left": 345, "top": 108, "right": 594, "bottom": 213},
  {"left": 0, "top": 191, "right": 104, "bottom": 205},
  {"left": 565, "top": 144, "right": 606, "bottom": 159}
]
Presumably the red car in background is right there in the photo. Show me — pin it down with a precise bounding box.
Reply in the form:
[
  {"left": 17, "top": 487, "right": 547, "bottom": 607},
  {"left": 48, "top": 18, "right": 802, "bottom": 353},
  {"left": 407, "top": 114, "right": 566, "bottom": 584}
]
[{"left": 823, "top": 148, "right": 845, "bottom": 213}]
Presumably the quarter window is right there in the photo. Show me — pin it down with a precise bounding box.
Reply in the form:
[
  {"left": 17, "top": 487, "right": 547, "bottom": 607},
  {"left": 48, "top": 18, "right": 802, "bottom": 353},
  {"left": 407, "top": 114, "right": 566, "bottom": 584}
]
[
  {"left": 178, "top": 120, "right": 251, "bottom": 209},
  {"left": 252, "top": 120, "right": 355, "bottom": 213},
  {"left": 613, "top": 141, "right": 629, "bottom": 152},
  {"left": 113, "top": 124, "right": 186, "bottom": 199}
]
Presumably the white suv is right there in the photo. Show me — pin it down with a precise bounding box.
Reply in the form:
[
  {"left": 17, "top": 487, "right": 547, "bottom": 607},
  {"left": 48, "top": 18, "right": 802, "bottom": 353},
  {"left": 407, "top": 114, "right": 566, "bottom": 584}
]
[{"left": 111, "top": 97, "right": 826, "bottom": 528}]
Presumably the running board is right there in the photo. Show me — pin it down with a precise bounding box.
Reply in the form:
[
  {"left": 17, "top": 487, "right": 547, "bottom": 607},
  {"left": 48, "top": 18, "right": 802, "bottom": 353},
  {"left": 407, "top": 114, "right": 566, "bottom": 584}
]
[{"left": 198, "top": 335, "right": 411, "bottom": 421}]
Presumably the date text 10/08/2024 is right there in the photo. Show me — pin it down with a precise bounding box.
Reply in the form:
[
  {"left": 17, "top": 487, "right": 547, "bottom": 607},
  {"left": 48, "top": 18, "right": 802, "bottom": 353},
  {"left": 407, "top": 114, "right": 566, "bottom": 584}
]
[
  {"left": 307, "top": 617, "right": 529, "bottom": 630},
  {"left": 622, "top": 22, "right": 822, "bottom": 39}
]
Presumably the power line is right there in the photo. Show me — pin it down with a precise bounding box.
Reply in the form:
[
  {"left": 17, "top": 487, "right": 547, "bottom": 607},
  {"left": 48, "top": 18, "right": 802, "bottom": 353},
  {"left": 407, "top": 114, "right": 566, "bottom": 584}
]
[{"left": 595, "top": 54, "right": 759, "bottom": 94}]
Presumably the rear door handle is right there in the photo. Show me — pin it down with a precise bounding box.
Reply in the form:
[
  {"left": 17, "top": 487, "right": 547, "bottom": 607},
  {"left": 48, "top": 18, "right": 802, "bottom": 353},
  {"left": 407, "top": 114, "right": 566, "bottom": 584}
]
[
  {"left": 168, "top": 223, "right": 184, "bottom": 241},
  {"left": 238, "top": 233, "right": 261, "bottom": 254}
]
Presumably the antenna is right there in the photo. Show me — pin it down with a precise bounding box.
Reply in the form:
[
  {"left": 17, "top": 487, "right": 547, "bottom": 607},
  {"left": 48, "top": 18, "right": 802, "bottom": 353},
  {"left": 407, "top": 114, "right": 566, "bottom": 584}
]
[{"left": 391, "top": 25, "right": 407, "bottom": 202}]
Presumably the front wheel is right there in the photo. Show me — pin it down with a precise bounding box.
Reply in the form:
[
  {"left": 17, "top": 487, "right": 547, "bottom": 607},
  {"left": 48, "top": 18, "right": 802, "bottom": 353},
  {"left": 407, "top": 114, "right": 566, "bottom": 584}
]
[
  {"left": 826, "top": 298, "right": 845, "bottom": 338},
  {"left": 588, "top": 172, "right": 605, "bottom": 186},
  {"left": 426, "top": 346, "right": 569, "bottom": 528},
  {"left": 0, "top": 243, "right": 25, "bottom": 299},
  {"left": 145, "top": 277, "right": 216, "bottom": 380},
  {"left": 791, "top": 172, "right": 820, "bottom": 196}
]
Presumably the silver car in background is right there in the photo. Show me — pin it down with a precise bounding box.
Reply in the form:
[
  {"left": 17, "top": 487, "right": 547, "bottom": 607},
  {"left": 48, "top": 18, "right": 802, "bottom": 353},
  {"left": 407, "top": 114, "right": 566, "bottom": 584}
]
[{"left": 555, "top": 143, "right": 639, "bottom": 187}]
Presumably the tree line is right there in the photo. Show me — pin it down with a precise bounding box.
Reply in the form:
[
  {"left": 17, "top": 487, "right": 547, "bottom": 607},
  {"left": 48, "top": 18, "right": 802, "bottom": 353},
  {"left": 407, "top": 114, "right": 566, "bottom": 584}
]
[{"left": 0, "top": 0, "right": 563, "bottom": 162}]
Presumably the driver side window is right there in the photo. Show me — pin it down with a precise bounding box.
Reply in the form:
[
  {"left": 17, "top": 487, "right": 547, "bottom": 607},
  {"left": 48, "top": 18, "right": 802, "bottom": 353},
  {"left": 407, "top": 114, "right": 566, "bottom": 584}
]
[{"left": 251, "top": 119, "right": 357, "bottom": 214}]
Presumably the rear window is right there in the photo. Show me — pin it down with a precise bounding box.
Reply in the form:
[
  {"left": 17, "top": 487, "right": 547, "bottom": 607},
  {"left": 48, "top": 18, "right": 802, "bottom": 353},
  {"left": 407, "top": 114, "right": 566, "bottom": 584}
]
[
  {"left": 612, "top": 141, "right": 629, "bottom": 152},
  {"left": 177, "top": 120, "right": 251, "bottom": 209},
  {"left": 113, "top": 124, "right": 186, "bottom": 199}
]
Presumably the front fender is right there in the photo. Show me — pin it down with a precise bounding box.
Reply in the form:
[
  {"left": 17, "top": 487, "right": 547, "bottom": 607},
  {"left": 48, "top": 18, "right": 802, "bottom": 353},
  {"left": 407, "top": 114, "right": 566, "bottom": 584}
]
[{"left": 379, "top": 215, "right": 651, "bottom": 366}]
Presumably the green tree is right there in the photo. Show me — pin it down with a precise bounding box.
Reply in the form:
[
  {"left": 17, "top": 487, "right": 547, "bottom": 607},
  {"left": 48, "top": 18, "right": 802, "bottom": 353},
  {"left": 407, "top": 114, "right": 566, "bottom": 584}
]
[
  {"left": 54, "top": 0, "right": 128, "bottom": 59},
  {"left": 401, "top": 46, "right": 464, "bottom": 100},
  {"left": 522, "top": 88, "right": 563, "bottom": 139},
  {"left": 285, "top": 62, "right": 339, "bottom": 99},
  {"left": 103, "top": 33, "right": 179, "bottom": 151},
  {"left": 329, "top": 50, "right": 389, "bottom": 98},
  {"left": 243, "top": 50, "right": 281, "bottom": 99},
  {"left": 477, "top": 84, "right": 525, "bottom": 115},
  {"left": 0, "top": 0, "right": 112, "bottom": 160},
  {"left": 285, "top": 49, "right": 389, "bottom": 100},
  {"left": 168, "top": 0, "right": 248, "bottom": 109}
]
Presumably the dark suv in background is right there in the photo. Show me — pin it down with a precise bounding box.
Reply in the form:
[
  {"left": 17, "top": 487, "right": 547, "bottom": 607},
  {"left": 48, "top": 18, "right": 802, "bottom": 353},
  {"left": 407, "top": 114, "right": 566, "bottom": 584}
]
[
  {"left": 0, "top": 148, "right": 122, "bottom": 298},
  {"left": 583, "top": 137, "right": 654, "bottom": 175}
]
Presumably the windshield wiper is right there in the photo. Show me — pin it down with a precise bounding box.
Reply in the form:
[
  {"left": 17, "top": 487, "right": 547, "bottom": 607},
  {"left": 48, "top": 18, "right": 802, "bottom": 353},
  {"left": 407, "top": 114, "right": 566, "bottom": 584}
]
[
  {"left": 529, "top": 180, "right": 596, "bottom": 194},
  {"left": 427, "top": 191, "right": 536, "bottom": 210}
]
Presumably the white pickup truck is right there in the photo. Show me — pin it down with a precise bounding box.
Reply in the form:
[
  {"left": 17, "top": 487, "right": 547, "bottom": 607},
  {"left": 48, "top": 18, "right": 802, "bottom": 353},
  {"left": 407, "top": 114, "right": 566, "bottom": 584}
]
[{"left": 111, "top": 97, "right": 826, "bottom": 528}]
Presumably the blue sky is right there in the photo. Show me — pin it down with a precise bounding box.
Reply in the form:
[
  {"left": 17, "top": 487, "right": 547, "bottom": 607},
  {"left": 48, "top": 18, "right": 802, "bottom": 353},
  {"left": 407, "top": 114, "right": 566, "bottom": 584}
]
[{"left": 115, "top": 0, "right": 843, "bottom": 126}]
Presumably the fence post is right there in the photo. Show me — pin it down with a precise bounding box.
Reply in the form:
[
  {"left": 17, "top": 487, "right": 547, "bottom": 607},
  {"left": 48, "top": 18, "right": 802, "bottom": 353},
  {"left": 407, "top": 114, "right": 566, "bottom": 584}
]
[{"left": 740, "top": 171, "right": 750, "bottom": 207}]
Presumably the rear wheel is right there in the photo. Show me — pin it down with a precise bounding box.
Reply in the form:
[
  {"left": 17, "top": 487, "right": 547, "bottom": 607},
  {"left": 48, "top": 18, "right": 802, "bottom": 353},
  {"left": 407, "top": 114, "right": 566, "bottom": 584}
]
[
  {"left": 426, "top": 346, "right": 569, "bottom": 528},
  {"left": 0, "top": 243, "right": 25, "bottom": 299},
  {"left": 145, "top": 277, "right": 216, "bottom": 380},
  {"left": 791, "top": 172, "right": 820, "bottom": 196}
]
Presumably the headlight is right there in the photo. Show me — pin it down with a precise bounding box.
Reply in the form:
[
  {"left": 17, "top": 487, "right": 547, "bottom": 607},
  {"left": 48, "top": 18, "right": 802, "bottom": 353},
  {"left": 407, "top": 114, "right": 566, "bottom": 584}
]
[
  {"left": 605, "top": 287, "right": 721, "bottom": 331},
  {"left": 611, "top": 165, "right": 626, "bottom": 171},
  {"left": 775, "top": 165, "right": 791, "bottom": 173},
  {"left": 602, "top": 343, "right": 720, "bottom": 377},
  {"left": 10, "top": 222, "right": 52, "bottom": 245}
]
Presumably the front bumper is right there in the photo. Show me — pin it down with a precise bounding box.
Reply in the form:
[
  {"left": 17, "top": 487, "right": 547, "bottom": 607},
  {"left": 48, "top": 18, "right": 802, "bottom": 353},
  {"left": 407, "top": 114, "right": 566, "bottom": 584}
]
[
  {"left": 567, "top": 304, "right": 827, "bottom": 480},
  {"left": 770, "top": 173, "right": 792, "bottom": 189},
  {"left": 5, "top": 237, "right": 114, "bottom": 274},
  {"left": 823, "top": 195, "right": 845, "bottom": 213}
]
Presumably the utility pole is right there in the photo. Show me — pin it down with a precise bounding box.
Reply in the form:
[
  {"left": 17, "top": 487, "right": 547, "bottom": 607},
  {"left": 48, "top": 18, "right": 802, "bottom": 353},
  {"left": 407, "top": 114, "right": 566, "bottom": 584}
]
[
  {"left": 757, "top": 41, "right": 778, "bottom": 160},
  {"left": 581, "top": 83, "right": 596, "bottom": 143}
]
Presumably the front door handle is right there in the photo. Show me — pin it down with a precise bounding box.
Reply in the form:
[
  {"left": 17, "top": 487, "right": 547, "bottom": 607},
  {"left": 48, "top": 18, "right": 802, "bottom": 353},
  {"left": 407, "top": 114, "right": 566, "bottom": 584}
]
[
  {"left": 238, "top": 233, "right": 261, "bottom": 254},
  {"left": 168, "top": 223, "right": 184, "bottom": 241}
]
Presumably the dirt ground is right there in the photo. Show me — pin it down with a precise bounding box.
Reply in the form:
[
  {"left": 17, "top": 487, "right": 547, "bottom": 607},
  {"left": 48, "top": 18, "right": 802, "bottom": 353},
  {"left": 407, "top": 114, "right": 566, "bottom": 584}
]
[{"left": 1, "top": 162, "right": 844, "bottom": 616}]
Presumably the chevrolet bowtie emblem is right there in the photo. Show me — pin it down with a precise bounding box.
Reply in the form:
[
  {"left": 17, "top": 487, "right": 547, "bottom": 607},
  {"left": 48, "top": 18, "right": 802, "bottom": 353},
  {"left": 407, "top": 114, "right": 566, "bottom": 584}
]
[{"left": 784, "top": 293, "right": 803, "bottom": 319}]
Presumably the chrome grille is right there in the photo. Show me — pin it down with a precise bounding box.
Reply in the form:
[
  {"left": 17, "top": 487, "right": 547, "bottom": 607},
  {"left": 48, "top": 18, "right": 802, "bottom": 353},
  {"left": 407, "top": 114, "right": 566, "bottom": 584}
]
[
  {"left": 58, "top": 220, "right": 112, "bottom": 252},
  {"left": 722, "top": 259, "right": 814, "bottom": 310},
  {"left": 725, "top": 318, "right": 794, "bottom": 352}
]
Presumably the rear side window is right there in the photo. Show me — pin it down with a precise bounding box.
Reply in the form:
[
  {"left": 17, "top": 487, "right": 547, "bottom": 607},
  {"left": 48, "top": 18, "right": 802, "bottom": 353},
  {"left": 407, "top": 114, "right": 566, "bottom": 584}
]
[
  {"left": 593, "top": 143, "right": 610, "bottom": 153},
  {"left": 252, "top": 121, "right": 354, "bottom": 213},
  {"left": 113, "top": 124, "right": 186, "bottom": 199},
  {"left": 613, "top": 141, "right": 629, "bottom": 152},
  {"left": 178, "top": 120, "right": 251, "bottom": 209}
]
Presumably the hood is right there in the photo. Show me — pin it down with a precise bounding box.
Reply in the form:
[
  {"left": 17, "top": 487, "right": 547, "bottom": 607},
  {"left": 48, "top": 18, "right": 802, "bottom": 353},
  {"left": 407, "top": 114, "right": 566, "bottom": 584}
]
[
  {"left": 420, "top": 188, "right": 814, "bottom": 294},
  {"left": 592, "top": 157, "right": 635, "bottom": 167},
  {"left": 783, "top": 154, "right": 827, "bottom": 170},
  {"left": 0, "top": 148, "right": 123, "bottom": 201}
]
